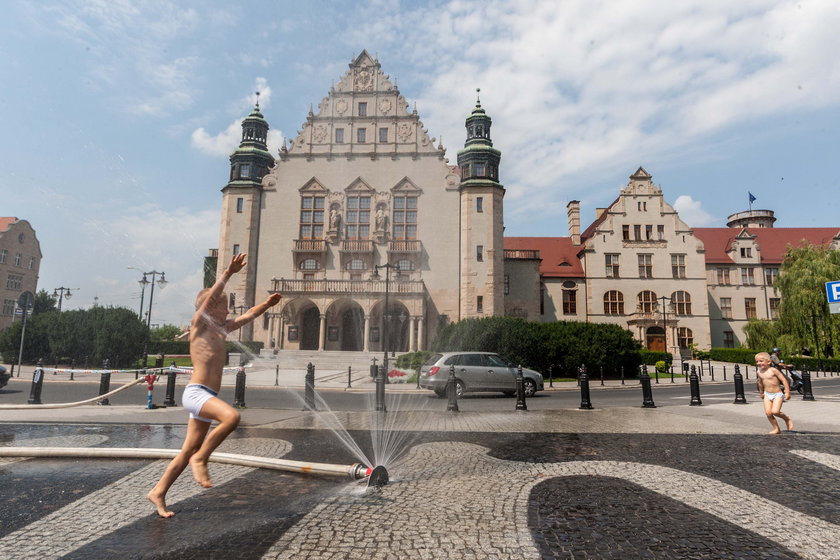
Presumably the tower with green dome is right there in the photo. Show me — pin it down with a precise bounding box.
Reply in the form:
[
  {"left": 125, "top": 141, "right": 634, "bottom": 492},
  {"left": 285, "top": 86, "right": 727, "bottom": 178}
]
[{"left": 457, "top": 90, "right": 505, "bottom": 318}]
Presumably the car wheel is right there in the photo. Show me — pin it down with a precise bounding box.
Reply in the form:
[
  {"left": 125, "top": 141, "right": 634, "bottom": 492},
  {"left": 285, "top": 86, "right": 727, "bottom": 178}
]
[
  {"left": 455, "top": 380, "right": 465, "bottom": 399},
  {"left": 523, "top": 379, "right": 537, "bottom": 398}
]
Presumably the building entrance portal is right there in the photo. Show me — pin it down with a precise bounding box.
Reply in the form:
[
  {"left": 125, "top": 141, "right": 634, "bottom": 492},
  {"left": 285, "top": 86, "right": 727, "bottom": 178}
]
[
  {"left": 646, "top": 326, "right": 665, "bottom": 352},
  {"left": 301, "top": 307, "right": 320, "bottom": 350},
  {"left": 341, "top": 307, "right": 364, "bottom": 351}
]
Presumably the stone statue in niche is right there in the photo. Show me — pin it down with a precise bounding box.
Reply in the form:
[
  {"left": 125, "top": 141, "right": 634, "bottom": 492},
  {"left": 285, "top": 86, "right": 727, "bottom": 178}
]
[
  {"left": 375, "top": 206, "right": 388, "bottom": 232},
  {"left": 329, "top": 207, "right": 341, "bottom": 230}
]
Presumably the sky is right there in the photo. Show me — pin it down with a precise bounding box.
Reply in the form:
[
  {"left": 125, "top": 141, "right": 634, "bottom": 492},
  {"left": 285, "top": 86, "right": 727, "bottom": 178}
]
[{"left": 1, "top": 0, "right": 839, "bottom": 327}]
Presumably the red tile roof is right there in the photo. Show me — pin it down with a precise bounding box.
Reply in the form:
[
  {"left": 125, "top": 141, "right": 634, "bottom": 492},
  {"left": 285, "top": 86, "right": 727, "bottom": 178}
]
[
  {"left": 504, "top": 237, "right": 584, "bottom": 277},
  {"left": 693, "top": 227, "right": 840, "bottom": 264},
  {"left": 0, "top": 217, "right": 18, "bottom": 233}
]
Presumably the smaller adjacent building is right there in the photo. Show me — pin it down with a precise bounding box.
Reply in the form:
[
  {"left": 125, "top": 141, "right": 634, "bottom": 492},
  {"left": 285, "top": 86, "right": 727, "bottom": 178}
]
[{"left": 0, "top": 218, "right": 42, "bottom": 331}]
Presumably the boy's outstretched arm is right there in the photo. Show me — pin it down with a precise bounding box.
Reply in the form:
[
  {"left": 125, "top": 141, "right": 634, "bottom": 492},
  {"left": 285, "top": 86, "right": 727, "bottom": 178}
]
[
  {"left": 196, "top": 253, "right": 247, "bottom": 318},
  {"left": 227, "top": 293, "right": 282, "bottom": 331}
]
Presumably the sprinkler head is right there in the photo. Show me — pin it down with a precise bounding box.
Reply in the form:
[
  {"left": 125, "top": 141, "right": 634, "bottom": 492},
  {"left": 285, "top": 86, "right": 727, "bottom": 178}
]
[{"left": 366, "top": 465, "right": 389, "bottom": 488}]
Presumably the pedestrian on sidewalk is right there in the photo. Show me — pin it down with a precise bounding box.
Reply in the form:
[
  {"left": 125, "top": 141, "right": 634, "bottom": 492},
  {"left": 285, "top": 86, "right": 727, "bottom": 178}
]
[
  {"left": 755, "top": 352, "right": 793, "bottom": 435},
  {"left": 147, "top": 253, "right": 282, "bottom": 517}
]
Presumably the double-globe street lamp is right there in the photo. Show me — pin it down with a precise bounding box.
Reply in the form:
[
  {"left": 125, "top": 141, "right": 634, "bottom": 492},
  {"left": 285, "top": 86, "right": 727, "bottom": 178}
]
[
  {"left": 372, "top": 263, "right": 401, "bottom": 379},
  {"left": 134, "top": 270, "right": 167, "bottom": 367},
  {"left": 52, "top": 287, "right": 78, "bottom": 311}
]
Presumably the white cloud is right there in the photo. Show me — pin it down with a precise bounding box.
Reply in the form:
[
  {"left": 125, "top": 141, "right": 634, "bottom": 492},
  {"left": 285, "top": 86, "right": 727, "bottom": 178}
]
[
  {"left": 673, "top": 195, "right": 716, "bottom": 227},
  {"left": 191, "top": 120, "right": 242, "bottom": 156}
]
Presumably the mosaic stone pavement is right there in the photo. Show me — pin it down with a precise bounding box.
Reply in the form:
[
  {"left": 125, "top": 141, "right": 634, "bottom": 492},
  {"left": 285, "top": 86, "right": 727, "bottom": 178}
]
[{"left": 1, "top": 424, "right": 840, "bottom": 559}]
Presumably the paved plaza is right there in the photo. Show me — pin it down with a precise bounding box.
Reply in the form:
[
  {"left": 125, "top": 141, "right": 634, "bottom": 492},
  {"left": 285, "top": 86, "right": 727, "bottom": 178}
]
[{"left": 1, "top": 374, "right": 840, "bottom": 559}]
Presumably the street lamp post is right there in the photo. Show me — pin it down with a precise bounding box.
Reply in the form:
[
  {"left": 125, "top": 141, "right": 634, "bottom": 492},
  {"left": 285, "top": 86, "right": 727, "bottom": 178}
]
[
  {"left": 52, "top": 287, "right": 78, "bottom": 311},
  {"left": 372, "top": 263, "right": 401, "bottom": 377},
  {"left": 658, "top": 295, "right": 673, "bottom": 359},
  {"left": 135, "top": 270, "right": 167, "bottom": 368}
]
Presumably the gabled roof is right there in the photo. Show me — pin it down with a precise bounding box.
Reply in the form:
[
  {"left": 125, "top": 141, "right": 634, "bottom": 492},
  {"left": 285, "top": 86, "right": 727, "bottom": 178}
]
[
  {"left": 0, "top": 217, "right": 18, "bottom": 233},
  {"left": 580, "top": 196, "right": 619, "bottom": 240},
  {"left": 693, "top": 227, "right": 840, "bottom": 264},
  {"left": 504, "top": 237, "right": 584, "bottom": 278}
]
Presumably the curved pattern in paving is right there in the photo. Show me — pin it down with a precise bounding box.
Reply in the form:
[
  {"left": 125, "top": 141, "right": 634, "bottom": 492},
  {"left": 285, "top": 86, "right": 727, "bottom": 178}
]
[
  {"left": 262, "top": 442, "right": 840, "bottom": 560},
  {"left": 0, "top": 437, "right": 291, "bottom": 559}
]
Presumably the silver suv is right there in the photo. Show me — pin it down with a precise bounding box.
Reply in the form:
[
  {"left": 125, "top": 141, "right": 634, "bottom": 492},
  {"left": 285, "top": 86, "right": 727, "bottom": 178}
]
[{"left": 419, "top": 352, "right": 544, "bottom": 398}]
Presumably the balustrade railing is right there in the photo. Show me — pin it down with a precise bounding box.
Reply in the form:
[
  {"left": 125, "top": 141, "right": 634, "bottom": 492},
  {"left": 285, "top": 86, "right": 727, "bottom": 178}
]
[{"left": 271, "top": 278, "right": 425, "bottom": 295}]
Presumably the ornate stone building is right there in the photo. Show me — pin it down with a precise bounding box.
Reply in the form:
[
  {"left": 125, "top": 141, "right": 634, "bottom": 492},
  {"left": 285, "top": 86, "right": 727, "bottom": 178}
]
[
  {"left": 0, "top": 218, "right": 41, "bottom": 331},
  {"left": 214, "top": 51, "right": 839, "bottom": 357}
]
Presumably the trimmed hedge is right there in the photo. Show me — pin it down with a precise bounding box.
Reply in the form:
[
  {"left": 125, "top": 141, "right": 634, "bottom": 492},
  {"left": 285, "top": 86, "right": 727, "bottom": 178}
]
[
  {"left": 395, "top": 350, "right": 432, "bottom": 371},
  {"left": 640, "top": 349, "right": 672, "bottom": 366},
  {"left": 709, "top": 348, "right": 759, "bottom": 364}
]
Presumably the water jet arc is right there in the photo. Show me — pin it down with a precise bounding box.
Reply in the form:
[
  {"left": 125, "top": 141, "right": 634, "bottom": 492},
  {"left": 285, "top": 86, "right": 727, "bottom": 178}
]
[{"left": 0, "top": 447, "right": 387, "bottom": 485}]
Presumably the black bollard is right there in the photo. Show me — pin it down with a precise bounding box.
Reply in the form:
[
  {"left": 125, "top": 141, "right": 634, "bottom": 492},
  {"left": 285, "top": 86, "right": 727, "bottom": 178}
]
[
  {"left": 801, "top": 367, "right": 815, "bottom": 401},
  {"left": 347, "top": 366, "right": 352, "bottom": 389},
  {"left": 163, "top": 362, "right": 177, "bottom": 407},
  {"left": 446, "top": 364, "right": 459, "bottom": 412},
  {"left": 689, "top": 364, "right": 702, "bottom": 406},
  {"left": 654, "top": 363, "right": 659, "bottom": 384},
  {"left": 27, "top": 359, "right": 45, "bottom": 405},
  {"left": 303, "top": 362, "right": 315, "bottom": 410},
  {"left": 733, "top": 364, "right": 747, "bottom": 404},
  {"left": 69, "top": 359, "right": 75, "bottom": 381},
  {"left": 578, "top": 364, "right": 593, "bottom": 410},
  {"left": 234, "top": 365, "right": 247, "bottom": 408},
  {"left": 548, "top": 364, "right": 554, "bottom": 388},
  {"left": 515, "top": 365, "right": 527, "bottom": 411},
  {"left": 639, "top": 365, "right": 656, "bottom": 408},
  {"left": 599, "top": 365, "right": 605, "bottom": 386},
  {"left": 670, "top": 364, "right": 675, "bottom": 384},
  {"left": 97, "top": 359, "right": 111, "bottom": 406},
  {"left": 620, "top": 364, "right": 625, "bottom": 385},
  {"left": 375, "top": 364, "right": 386, "bottom": 413},
  {"left": 275, "top": 364, "right": 279, "bottom": 387},
  {"left": 723, "top": 365, "right": 727, "bottom": 381},
  {"left": 710, "top": 365, "right": 715, "bottom": 382}
]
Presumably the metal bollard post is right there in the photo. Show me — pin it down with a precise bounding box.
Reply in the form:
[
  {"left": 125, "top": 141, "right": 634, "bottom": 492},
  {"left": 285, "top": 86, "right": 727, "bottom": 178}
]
[
  {"left": 27, "top": 359, "right": 45, "bottom": 405},
  {"left": 578, "top": 364, "right": 593, "bottom": 410},
  {"left": 639, "top": 365, "right": 656, "bottom": 408},
  {"left": 347, "top": 366, "right": 352, "bottom": 389},
  {"left": 620, "top": 364, "right": 625, "bottom": 385},
  {"left": 275, "top": 364, "right": 279, "bottom": 387},
  {"left": 234, "top": 365, "right": 247, "bottom": 408},
  {"left": 670, "top": 364, "right": 675, "bottom": 383},
  {"left": 446, "top": 364, "right": 459, "bottom": 412},
  {"left": 303, "top": 362, "right": 315, "bottom": 410},
  {"left": 97, "top": 359, "right": 111, "bottom": 406},
  {"left": 69, "top": 359, "right": 75, "bottom": 381},
  {"left": 375, "top": 364, "right": 386, "bottom": 413},
  {"left": 689, "top": 365, "right": 702, "bottom": 406},
  {"left": 548, "top": 364, "right": 554, "bottom": 388},
  {"left": 164, "top": 362, "right": 177, "bottom": 407},
  {"left": 599, "top": 365, "right": 605, "bottom": 386},
  {"left": 801, "top": 367, "right": 815, "bottom": 401},
  {"left": 710, "top": 365, "right": 715, "bottom": 382},
  {"left": 723, "top": 365, "right": 727, "bottom": 381},
  {"left": 515, "top": 365, "right": 527, "bottom": 411},
  {"left": 654, "top": 362, "right": 659, "bottom": 384},
  {"left": 733, "top": 364, "right": 747, "bottom": 404}
]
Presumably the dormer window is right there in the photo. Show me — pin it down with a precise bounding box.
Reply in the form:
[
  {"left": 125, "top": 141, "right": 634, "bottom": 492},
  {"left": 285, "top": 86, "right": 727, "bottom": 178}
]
[
  {"left": 240, "top": 164, "right": 251, "bottom": 179},
  {"left": 740, "top": 247, "right": 752, "bottom": 258}
]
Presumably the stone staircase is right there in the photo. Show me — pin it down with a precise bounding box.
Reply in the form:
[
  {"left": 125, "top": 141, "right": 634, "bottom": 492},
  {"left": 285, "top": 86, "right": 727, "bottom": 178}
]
[{"left": 249, "top": 349, "right": 398, "bottom": 372}]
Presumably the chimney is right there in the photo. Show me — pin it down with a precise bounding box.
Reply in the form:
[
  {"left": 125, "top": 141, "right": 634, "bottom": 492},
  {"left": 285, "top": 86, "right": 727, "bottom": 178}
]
[{"left": 567, "top": 200, "right": 581, "bottom": 246}]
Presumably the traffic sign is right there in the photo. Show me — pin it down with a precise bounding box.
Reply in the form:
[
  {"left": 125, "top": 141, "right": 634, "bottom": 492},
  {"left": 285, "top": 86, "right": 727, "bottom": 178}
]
[{"left": 827, "top": 281, "right": 840, "bottom": 314}]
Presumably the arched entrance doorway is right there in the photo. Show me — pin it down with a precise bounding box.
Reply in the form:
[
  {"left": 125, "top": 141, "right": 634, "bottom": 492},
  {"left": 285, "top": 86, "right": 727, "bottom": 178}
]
[
  {"left": 301, "top": 307, "right": 320, "bottom": 350},
  {"left": 341, "top": 307, "right": 364, "bottom": 351},
  {"left": 646, "top": 326, "right": 665, "bottom": 351}
]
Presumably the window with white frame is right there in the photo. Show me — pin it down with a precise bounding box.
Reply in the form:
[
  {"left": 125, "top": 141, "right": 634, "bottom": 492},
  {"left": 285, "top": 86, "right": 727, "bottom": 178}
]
[
  {"left": 392, "top": 194, "right": 418, "bottom": 239},
  {"left": 638, "top": 254, "right": 652, "bottom": 278},
  {"left": 638, "top": 291, "right": 657, "bottom": 313},
  {"left": 671, "top": 254, "right": 686, "bottom": 278},
  {"left": 741, "top": 268, "right": 755, "bottom": 285},
  {"left": 605, "top": 254, "right": 620, "bottom": 278},
  {"left": 603, "top": 291, "right": 625, "bottom": 315},
  {"left": 300, "top": 195, "right": 325, "bottom": 239},
  {"left": 671, "top": 291, "right": 692, "bottom": 315},
  {"left": 745, "top": 297, "right": 757, "bottom": 319},
  {"left": 345, "top": 195, "right": 371, "bottom": 240},
  {"left": 720, "top": 297, "right": 732, "bottom": 319}
]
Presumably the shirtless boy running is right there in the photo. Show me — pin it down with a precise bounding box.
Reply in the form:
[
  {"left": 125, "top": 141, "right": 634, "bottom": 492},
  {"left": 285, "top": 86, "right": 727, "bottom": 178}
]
[
  {"left": 755, "top": 351, "right": 794, "bottom": 435},
  {"left": 147, "top": 253, "right": 282, "bottom": 517}
]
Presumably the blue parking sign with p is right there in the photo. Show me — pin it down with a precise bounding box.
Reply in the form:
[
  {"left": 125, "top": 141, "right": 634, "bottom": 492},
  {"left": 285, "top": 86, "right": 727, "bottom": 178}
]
[{"left": 827, "top": 281, "right": 840, "bottom": 314}]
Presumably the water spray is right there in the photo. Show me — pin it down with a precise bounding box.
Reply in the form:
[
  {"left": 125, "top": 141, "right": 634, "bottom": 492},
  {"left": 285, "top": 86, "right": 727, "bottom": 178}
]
[{"left": 0, "top": 447, "right": 389, "bottom": 488}]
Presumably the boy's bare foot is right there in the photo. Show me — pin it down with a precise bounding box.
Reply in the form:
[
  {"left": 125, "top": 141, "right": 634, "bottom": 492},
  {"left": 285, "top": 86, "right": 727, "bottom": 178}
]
[
  {"left": 768, "top": 429, "right": 781, "bottom": 435},
  {"left": 147, "top": 490, "right": 175, "bottom": 518},
  {"left": 190, "top": 457, "right": 213, "bottom": 488},
  {"left": 785, "top": 418, "right": 794, "bottom": 431}
]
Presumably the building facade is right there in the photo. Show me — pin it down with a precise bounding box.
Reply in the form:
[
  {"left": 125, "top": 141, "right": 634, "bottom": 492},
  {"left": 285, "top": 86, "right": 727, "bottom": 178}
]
[
  {"left": 0, "top": 218, "right": 42, "bottom": 331},
  {"left": 214, "top": 51, "right": 839, "bottom": 356}
]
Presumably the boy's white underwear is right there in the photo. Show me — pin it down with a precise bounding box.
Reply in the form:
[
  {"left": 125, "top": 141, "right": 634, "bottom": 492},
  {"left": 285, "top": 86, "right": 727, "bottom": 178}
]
[
  {"left": 182, "top": 383, "right": 218, "bottom": 423},
  {"left": 764, "top": 391, "right": 784, "bottom": 401}
]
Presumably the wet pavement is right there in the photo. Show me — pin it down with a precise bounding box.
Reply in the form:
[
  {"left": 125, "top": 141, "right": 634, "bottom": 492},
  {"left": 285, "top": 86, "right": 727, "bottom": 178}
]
[{"left": 2, "top": 385, "right": 840, "bottom": 558}]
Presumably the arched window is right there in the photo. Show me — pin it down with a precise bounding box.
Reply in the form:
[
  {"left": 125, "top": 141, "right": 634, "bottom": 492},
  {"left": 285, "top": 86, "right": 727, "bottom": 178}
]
[
  {"left": 637, "top": 291, "right": 657, "bottom": 313},
  {"left": 677, "top": 327, "right": 694, "bottom": 348},
  {"left": 345, "top": 259, "right": 366, "bottom": 270},
  {"left": 603, "top": 291, "right": 624, "bottom": 315},
  {"left": 397, "top": 259, "right": 415, "bottom": 271},
  {"left": 671, "top": 291, "right": 692, "bottom": 315},
  {"left": 299, "top": 258, "right": 320, "bottom": 270}
]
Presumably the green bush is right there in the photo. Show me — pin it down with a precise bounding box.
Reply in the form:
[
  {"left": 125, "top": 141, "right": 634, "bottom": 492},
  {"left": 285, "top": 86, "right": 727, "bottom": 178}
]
[
  {"left": 640, "top": 349, "right": 672, "bottom": 366},
  {"left": 395, "top": 350, "right": 432, "bottom": 370},
  {"left": 431, "top": 317, "right": 642, "bottom": 378},
  {"left": 708, "top": 348, "right": 759, "bottom": 364},
  {"left": 654, "top": 360, "right": 667, "bottom": 373}
]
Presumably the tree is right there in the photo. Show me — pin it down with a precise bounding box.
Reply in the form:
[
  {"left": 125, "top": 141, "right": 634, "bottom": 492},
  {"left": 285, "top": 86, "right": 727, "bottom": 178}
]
[
  {"left": 33, "top": 289, "right": 57, "bottom": 314},
  {"left": 150, "top": 324, "right": 183, "bottom": 341},
  {"left": 774, "top": 244, "right": 840, "bottom": 358}
]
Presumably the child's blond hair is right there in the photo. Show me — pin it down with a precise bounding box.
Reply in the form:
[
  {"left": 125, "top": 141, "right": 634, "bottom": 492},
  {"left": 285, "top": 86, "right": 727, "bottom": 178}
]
[
  {"left": 195, "top": 288, "right": 226, "bottom": 309},
  {"left": 755, "top": 351, "right": 770, "bottom": 361}
]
